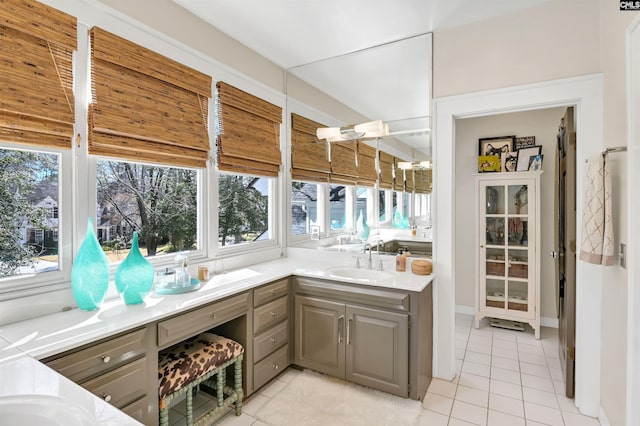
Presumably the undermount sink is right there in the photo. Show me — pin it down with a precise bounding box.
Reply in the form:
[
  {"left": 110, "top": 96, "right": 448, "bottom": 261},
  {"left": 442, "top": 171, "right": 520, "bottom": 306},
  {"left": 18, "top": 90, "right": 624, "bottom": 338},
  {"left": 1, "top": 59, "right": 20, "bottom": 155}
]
[
  {"left": 0, "top": 395, "right": 97, "bottom": 426},
  {"left": 326, "top": 266, "right": 394, "bottom": 284}
]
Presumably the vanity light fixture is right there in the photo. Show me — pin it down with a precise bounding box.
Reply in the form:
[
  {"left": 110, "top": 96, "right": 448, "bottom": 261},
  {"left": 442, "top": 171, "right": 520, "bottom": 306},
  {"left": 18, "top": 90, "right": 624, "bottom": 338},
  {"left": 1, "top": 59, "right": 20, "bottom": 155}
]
[
  {"left": 316, "top": 120, "right": 389, "bottom": 142},
  {"left": 397, "top": 160, "right": 432, "bottom": 170}
]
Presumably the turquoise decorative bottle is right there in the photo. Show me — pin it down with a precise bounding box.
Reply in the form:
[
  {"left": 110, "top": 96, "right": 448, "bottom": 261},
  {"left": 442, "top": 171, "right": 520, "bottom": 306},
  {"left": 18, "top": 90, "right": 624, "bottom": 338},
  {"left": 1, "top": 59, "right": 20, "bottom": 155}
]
[
  {"left": 115, "top": 231, "right": 154, "bottom": 305},
  {"left": 71, "top": 217, "right": 109, "bottom": 311},
  {"left": 356, "top": 210, "right": 370, "bottom": 241}
]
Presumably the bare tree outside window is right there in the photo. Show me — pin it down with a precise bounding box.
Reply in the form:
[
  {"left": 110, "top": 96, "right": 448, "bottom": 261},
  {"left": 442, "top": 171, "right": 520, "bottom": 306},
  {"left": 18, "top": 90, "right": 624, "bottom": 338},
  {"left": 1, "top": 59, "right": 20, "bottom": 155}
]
[{"left": 218, "top": 174, "right": 269, "bottom": 246}]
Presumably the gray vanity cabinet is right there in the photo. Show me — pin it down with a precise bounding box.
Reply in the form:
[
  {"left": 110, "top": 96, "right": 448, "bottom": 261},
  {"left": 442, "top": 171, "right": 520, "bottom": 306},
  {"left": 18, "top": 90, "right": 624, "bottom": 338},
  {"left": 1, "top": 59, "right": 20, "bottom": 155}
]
[{"left": 294, "top": 279, "right": 411, "bottom": 398}]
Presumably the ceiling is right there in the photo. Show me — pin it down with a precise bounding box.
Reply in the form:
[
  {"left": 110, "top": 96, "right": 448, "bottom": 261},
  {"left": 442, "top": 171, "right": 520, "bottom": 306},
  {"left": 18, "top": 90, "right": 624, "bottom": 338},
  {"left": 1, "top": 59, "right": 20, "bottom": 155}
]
[{"left": 173, "top": 0, "right": 552, "bottom": 158}]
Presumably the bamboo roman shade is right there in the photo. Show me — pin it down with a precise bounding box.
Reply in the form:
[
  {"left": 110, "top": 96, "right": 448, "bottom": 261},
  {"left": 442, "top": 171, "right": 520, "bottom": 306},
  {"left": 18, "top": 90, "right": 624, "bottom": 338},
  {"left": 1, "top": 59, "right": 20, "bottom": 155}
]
[
  {"left": 415, "top": 169, "right": 433, "bottom": 194},
  {"left": 357, "top": 142, "right": 377, "bottom": 187},
  {"left": 89, "top": 27, "right": 211, "bottom": 168},
  {"left": 290, "top": 113, "right": 330, "bottom": 182},
  {"left": 216, "top": 82, "right": 282, "bottom": 177},
  {"left": 405, "top": 170, "right": 415, "bottom": 192},
  {"left": 330, "top": 142, "right": 358, "bottom": 185},
  {"left": 378, "top": 151, "right": 394, "bottom": 190},
  {"left": 393, "top": 157, "right": 405, "bottom": 191},
  {"left": 0, "top": 0, "right": 76, "bottom": 149}
]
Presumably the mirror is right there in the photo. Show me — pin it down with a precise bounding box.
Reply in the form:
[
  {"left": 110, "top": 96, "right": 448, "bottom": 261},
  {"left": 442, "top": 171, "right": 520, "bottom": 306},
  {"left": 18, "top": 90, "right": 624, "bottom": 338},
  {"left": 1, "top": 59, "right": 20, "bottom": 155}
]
[{"left": 286, "top": 34, "right": 433, "bottom": 249}]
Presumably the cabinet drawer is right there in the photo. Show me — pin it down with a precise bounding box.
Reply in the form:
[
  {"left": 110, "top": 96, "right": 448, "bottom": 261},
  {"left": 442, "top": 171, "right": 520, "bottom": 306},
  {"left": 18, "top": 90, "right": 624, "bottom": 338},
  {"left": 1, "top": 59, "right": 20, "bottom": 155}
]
[
  {"left": 46, "top": 328, "right": 147, "bottom": 383},
  {"left": 158, "top": 292, "right": 249, "bottom": 347},
  {"left": 254, "top": 345, "right": 288, "bottom": 390},
  {"left": 120, "top": 395, "right": 150, "bottom": 424},
  {"left": 253, "top": 296, "right": 288, "bottom": 335},
  {"left": 81, "top": 357, "right": 148, "bottom": 410},
  {"left": 253, "top": 320, "right": 288, "bottom": 362},
  {"left": 254, "top": 279, "right": 289, "bottom": 307}
]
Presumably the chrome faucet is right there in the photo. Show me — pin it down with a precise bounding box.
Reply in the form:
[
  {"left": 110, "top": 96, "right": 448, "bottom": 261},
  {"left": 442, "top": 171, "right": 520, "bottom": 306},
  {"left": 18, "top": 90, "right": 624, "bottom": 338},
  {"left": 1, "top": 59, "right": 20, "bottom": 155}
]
[
  {"left": 376, "top": 239, "right": 384, "bottom": 254},
  {"left": 363, "top": 243, "right": 373, "bottom": 269}
]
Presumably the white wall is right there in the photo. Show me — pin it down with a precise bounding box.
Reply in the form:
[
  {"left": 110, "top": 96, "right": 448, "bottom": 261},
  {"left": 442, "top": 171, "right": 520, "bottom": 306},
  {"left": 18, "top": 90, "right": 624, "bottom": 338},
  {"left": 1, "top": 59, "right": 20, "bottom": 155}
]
[{"left": 454, "top": 107, "right": 566, "bottom": 322}]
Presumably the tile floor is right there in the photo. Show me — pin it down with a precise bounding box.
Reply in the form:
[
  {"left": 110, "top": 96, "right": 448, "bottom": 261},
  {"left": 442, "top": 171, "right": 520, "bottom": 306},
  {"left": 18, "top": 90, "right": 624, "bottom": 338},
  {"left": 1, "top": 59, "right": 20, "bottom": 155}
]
[{"left": 169, "top": 314, "right": 602, "bottom": 426}]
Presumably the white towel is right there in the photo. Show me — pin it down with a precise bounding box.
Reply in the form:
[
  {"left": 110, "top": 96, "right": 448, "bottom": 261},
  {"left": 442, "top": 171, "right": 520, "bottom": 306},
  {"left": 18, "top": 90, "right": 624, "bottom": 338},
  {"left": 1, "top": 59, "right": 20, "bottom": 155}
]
[{"left": 579, "top": 154, "right": 615, "bottom": 266}]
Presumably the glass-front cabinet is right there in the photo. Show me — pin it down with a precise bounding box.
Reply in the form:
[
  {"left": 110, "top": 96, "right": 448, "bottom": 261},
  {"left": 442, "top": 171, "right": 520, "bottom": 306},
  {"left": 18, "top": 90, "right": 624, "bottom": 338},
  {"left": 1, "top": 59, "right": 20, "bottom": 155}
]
[{"left": 475, "top": 172, "right": 541, "bottom": 339}]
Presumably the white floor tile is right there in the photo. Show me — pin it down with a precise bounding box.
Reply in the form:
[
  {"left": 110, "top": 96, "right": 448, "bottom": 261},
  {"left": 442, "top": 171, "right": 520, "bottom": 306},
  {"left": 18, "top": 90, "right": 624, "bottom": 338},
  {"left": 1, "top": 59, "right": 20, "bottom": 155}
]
[
  {"left": 524, "top": 401, "right": 564, "bottom": 426},
  {"left": 518, "top": 352, "right": 547, "bottom": 366},
  {"left": 517, "top": 342, "right": 545, "bottom": 355},
  {"left": 469, "top": 334, "right": 493, "bottom": 346},
  {"left": 456, "top": 348, "right": 467, "bottom": 360},
  {"left": 457, "top": 338, "right": 470, "bottom": 349},
  {"left": 467, "top": 342, "right": 493, "bottom": 356},
  {"left": 276, "top": 368, "right": 300, "bottom": 383},
  {"left": 465, "top": 351, "right": 492, "bottom": 366},
  {"left": 451, "top": 400, "right": 488, "bottom": 426},
  {"left": 250, "top": 421, "right": 269, "bottom": 426},
  {"left": 556, "top": 394, "right": 580, "bottom": 414},
  {"left": 448, "top": 418, "right": 479, "bottom": 426},
  {"left": 553, "top": 379, "right": 566, "bottom": 395},
  {"left": 549, "top": 367, "right": 564, "bottom": 381},
  {"left": 463, "top": 360, "right": 491, "bottom": 378},
  {"left": 215, "top": 413, "right": 256, "bottom": 426},
  {"left": 492, "top": 347, "right": 518, "bottom": 360},
  {"left": 417, "top": 409, "right": 449, "bottom": 426},
  {"left": 457, "top": 359, "right": 464, "bottom": 373},
  {"left": 455, "top": 384, "right": 489, "bottom": 408},
  {"left": 487, "top": 409, "right": 526, "bottom": 426},
  {"left": 491, "top": 356, "right": 520, "bottom": 372},
  {"left": 241, "top": 394, "right": 270, "bottom": 416},
  {"left": 546, "top": 356, "right": 562, "bottom": 370},
  {"left": 491, "top": 330, "right": 518, "bottom": 342},
  {"left": 490, "top": 366, "right": 521, "bottom": 385},
  {"left": 492, "top": 339, "right": 518, "bottom": 351},
  {"left": 427, "top": 377, "right": 458, "bottom": 399},
  {"left": 488, "top": 393, "right": 524, "bottom": 418},
  {"left": 522, "top": 387, "right": 559, "bottom": 409},
  {"left": 521, "top": 373, "right": 555, "bottom": 393},
  {"left": 422, "top": 392, "right": 454, "bottom": 416},
  {"left": 459, "top": 373, "right": 491, "bottom": 392},
  {"left": 562, "top": 411, "right": 601, "bottom": 426},
  {"left": 258, "top": 378, "right": 288, "bottom": 398},
  {"left": 490, "top": 379, "right": 522, "bottom": 400},
  {"left": 519, "top": 362, "right": 551, "bottom": 378}
]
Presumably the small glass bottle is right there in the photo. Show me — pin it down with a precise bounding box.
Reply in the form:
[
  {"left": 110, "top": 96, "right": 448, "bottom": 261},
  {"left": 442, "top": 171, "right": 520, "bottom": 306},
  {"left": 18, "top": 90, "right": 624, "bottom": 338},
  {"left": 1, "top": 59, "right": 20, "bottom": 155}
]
[
  {"left": 174, "top": 253, "right": 191, "bottom": 286},
  {"left": 396, "top": 249, "right": 407, "bottom": 272}
]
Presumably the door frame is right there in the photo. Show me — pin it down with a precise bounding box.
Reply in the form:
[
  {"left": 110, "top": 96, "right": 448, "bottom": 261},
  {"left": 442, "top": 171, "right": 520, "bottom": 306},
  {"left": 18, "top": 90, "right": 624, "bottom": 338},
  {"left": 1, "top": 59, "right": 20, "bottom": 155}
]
[
  {"left": 626, "top": 15, "right": 640, "bottom": 425},
  {"left": 432, "top": 74, "right": 603, "bottom": 417}
]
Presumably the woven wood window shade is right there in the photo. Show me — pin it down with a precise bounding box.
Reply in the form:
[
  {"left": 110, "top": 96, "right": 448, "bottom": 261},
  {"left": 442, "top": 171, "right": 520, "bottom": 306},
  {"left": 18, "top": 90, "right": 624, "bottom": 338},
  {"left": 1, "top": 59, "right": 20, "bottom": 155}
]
[
  {"left": 330, "top": 142, "right": 358, "bottom": 185},
  {"left": 393, "top": 157, "right": 405, "bottom": 191},
  {"left": 216, "top": 82, "right": 282, "bottom": 177},
  {"left": 378, "top": 151, "right": 394, "bottom": 190},
  {"left": 405, "top": 169, "right": 415, "bottom": 192},
  {"left": 0, "top": 0, "right": 76, "bottom": 149},
  {"left": 89, "top": 27, "right": 211, "bottom": 168},
  {"left": 290, "top": 113, "right": 330, "bottom": 182},
  {"left": 415, "top": 169, "right": 433, "bottom": 194},
  {"left": 357, "top": 142, "right": 377, "bottom": 187}
]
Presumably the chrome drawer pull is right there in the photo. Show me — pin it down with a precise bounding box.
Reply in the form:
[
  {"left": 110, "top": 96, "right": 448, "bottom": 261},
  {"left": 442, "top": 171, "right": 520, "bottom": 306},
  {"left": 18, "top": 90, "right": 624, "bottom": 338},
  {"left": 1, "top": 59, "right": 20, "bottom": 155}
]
[
  {"left": 210, "top": 312, "right": 216, "bottom": 319},
  {"left": 100, "top": 393, "right": 112, "bottom": 402},
  {"left": 102, "top": 355, "right": 111, "bottom": 363},
  {"left": 271, "top": 289, "right": 277, "bottom": 295},
  {"left": 270, "top": 337, "right": 277, "bottom": 344},
  {"left": 272, "top": 364, "right": 279, "bottom": 370},
  {"left": 270, "top": 311, "right": 276, "bottom": 317}
]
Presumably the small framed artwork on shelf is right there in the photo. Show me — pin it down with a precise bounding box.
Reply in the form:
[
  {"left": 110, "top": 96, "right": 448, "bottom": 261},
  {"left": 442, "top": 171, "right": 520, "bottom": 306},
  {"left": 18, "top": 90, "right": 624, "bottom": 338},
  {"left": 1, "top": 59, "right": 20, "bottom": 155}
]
[
  {"left": 528, "top": 154, "right": 543, "bottom": 171},
  {"left": 501, "top": 152, "right": 518, "bottom": 172},
  {"left": 514, "top": 136, "right": 536, "bottom": 150},
  {"left": 478, "top": 136, "right": 515, "bottom": 157},
  {"left": 516, "top": 145, "right": 542, "bottom": 171},
  {"left": 478, "top": 155, "right": 501, "bottom": 172}
]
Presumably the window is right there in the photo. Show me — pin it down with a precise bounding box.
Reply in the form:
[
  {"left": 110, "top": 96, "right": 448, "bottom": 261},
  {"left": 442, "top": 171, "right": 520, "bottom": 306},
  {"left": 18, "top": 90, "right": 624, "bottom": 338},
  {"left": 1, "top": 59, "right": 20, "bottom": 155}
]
[
  {"left": 96, "top": 159, "right": 198, "bottom": 264},
  {"left": 218, "top": 173, "right": 271, "bottom": 247},
  {"left": 291, "top": 181, "right": 318, "bottom": 236},
  {"left": 329, "top": 185, "right": 346, "bottom": 230},
  {"left": 379, "top": 190, "right": 387, "bottom": 222},
  {"left": 356, "top": 186, "right": 374, "bottom": 226},
  {"left": 0, "top": 148, "right": 60, "bottom": 277}
]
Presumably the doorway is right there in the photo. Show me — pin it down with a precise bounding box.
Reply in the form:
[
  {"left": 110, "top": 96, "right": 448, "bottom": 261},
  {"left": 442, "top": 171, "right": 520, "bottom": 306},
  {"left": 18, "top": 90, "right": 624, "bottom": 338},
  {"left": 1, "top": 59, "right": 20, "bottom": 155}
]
[{"left": 433, "top": 74, "right": 604, "bottom": 417}]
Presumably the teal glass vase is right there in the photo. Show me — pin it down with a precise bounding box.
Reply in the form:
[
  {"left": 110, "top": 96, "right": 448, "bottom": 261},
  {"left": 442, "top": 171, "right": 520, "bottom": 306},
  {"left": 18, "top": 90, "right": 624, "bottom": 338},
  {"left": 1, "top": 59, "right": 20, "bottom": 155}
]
[
  {"left": 115, "top": 231, "right": 154, "bottom": 305},
  {"left": 356, "top": 210, "right": 370, "bottom": 241},
  {"left": 71, "top": 217, "right": 109, "bottom": 311}
]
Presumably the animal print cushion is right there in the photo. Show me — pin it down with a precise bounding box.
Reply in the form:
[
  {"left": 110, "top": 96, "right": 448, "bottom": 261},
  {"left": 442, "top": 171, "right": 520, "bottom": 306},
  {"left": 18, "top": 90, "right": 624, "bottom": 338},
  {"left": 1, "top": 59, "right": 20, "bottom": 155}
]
[{"left": 158, "top": 333, "right": 244, "bottom": 399}]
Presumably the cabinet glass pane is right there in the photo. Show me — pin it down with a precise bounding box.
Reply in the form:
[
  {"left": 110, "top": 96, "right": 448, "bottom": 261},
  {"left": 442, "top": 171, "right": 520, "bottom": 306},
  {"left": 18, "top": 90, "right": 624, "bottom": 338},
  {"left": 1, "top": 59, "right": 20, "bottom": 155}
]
[
  {"left": 507, "top": 217, "right": 528, "bottom": 247},
  {"left": 486, "top": 248, "right": 505, "bottom": 277},
  {"left": 508, "top": 185, "right": 528, "bottom": 215},
  {"left": 507, "top": 249, "right": 528, "bottom": 279},
  {"left": 486, "top": 185, "right": 505, "bottom": 215},
  {"left": 486, "top": 279, "right": 505, "bottom": 309},
  {"left": 508, "top": 281, "right": 528, "bottom": 311},
  {"left": 486, "top": 217, "right": 505, "bottom": 245}
]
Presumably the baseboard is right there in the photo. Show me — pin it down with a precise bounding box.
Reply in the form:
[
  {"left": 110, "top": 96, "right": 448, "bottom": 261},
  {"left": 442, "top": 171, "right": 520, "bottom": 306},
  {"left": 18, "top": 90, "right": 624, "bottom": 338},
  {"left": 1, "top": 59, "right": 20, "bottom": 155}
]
[
  {"left": 599, "top": 406, "right": 610, "bottom": 426},
  {"left": 455, "top": 305, "right": 559, "bottom": 328}
]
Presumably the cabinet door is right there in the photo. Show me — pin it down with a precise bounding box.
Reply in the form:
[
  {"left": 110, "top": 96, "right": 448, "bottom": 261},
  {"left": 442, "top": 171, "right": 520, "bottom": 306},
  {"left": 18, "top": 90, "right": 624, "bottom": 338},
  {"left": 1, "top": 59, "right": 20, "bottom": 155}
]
[
  {"left": 294, "top": 295, "right": 345, "bottom": 378},
  {"left": 345, "top": 305, "right": 408, "bottom": 397}
]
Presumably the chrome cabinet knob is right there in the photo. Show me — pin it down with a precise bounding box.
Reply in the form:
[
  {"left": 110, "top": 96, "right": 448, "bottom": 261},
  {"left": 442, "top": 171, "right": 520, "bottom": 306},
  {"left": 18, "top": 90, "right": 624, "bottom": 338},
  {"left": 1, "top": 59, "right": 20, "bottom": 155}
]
[
  {"left": 102, "top": 355, "right": 110, "bottom": 363},
  {"left": 100, "top": 393, "right": 112, "bottom": 402}
]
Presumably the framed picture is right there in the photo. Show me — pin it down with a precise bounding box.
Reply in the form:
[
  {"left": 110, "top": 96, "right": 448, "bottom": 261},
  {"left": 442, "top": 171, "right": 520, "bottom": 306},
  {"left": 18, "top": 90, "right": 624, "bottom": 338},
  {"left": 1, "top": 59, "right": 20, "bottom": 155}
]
[
  {"left": 501, "top": 152, "right": 518, "bottom": 172},
  {"left": 514, "top": 136, "right": 536, "bottom": 150},
  {"left": 478, "top": 136, "right": 515, "bottom": 157},
  {"left": 528, "top": 154, "right": 544, "bottom": 171},
  {"left": 478, "top": 155, "right": 501, "bottom": 173},
  {"left": 516, "top": 145, "right": 542, "bottom": 171}
]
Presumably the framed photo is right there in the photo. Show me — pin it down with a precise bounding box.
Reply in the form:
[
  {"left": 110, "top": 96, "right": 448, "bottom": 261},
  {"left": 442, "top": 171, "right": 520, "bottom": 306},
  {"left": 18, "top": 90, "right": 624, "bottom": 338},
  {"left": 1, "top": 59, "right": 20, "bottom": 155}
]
[
  {"left": 501, "top": 152, "right": 518, "bottom": 172},
  {"left": 528, "top": 154, "right": 544, "bottom": 171},
  {"left": 514, "top": 136, "right": 536, "bottom": 151},
  {"left": 478, "top": 155, "right": 501, "bottom": 173},
  {"left": 516, "top": 145, "right": 542, "bottom": 171},
  {"left": 478, "top": 136, "right": 515, "bottom": 157}
]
